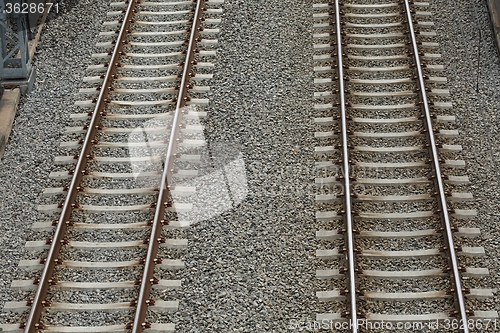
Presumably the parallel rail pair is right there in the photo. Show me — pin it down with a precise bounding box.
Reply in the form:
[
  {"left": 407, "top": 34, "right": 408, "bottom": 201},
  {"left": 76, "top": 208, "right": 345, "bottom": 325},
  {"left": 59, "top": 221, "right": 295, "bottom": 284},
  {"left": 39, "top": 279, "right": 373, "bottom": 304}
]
[
  {"left": 2, "top": 0, "right": 222, "bottom": 332},
  {"left": 313, "top": 0, "right": 497, "bottom": 331}
]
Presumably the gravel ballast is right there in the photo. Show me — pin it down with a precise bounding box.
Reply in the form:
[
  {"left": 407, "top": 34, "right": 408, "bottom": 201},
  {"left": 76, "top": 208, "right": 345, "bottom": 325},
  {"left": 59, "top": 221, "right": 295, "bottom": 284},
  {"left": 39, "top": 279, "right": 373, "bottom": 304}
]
[
  {"left": 0, "top": 0, "right": 114, "bottom": 325},
  {"left": 0, "top": 0, "right": 500, "bottom": 332},
  {"left": 431, "top": 0, "right": 500, "bottom": 328},
  {"left": 170, "top": 0, "right": 319, "bottom": 330}
]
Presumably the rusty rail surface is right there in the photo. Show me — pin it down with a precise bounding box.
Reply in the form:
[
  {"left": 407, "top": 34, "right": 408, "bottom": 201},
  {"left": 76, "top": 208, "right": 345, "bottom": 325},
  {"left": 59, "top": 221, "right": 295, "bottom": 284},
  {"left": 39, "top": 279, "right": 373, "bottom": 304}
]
[{"left": 132, "top": 0, "right": 205, "bottom": 331}]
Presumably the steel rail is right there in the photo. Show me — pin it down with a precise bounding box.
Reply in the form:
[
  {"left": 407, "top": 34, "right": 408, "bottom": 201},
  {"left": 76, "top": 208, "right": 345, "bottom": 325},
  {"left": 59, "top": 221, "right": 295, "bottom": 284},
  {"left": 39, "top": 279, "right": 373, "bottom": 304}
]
[
  {"left": 334, "top": 1, "right": 358, "bottom": 331},
  {"left": 23, "top": 1, "right": 139, "bottom": 332},
  {"left": 402, "top": 1, "right": 469, "bottom": 331},
  {"left": 131, "top": 0, "right": 205, "bottom": 331}
]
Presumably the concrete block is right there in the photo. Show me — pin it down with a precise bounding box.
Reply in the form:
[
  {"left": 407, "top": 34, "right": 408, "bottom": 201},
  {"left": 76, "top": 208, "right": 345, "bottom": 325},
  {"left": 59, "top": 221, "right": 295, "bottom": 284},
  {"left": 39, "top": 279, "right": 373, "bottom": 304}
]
[{"left": 0, "top": 88, "right": 20, "bottom": 159}]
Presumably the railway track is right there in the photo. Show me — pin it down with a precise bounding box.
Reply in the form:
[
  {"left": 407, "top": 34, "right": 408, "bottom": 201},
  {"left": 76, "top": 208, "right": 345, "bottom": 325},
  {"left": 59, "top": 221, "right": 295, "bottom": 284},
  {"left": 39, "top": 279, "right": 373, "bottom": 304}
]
[
  {"left": 1, "top": 0, "right": 222, "bottom": 332},
  {"left": 0, "top": 0, "right": 498, "bottom": 332},
  {"left": 313, "top": 0, "right": 497, "bottom": 330}
]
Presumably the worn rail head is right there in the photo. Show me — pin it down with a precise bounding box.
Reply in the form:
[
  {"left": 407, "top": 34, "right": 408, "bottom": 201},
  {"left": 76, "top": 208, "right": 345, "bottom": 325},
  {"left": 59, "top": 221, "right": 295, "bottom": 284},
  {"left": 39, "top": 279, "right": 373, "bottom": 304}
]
[
  {"left": 402, "top": 1, "right": 469, "bottom": 331},
  {"left": 328, "top": 1, "right": 470, "bottom": 331},
  {"left": 334, "top": 0, "right": 359, "bottom": 331}
]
